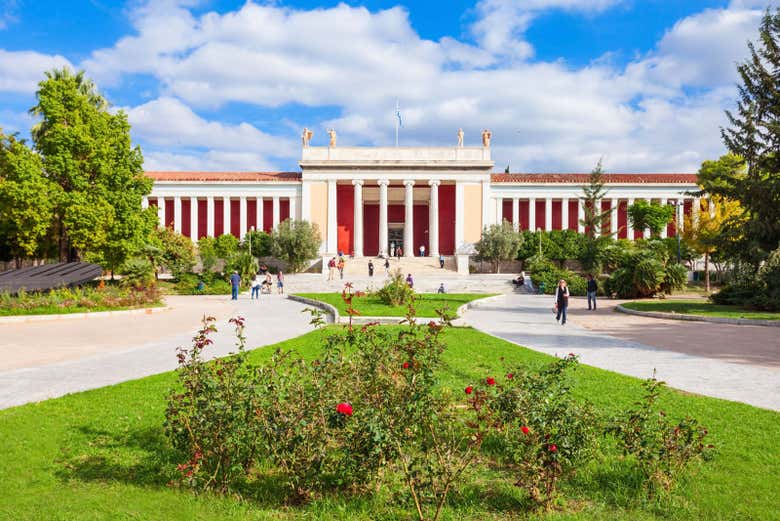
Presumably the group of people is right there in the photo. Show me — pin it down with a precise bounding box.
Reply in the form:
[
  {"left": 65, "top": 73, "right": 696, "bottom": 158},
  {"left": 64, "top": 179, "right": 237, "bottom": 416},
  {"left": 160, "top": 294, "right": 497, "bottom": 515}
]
[
  {"left": 552, "top": 274, "right": 598, "bottom": 326},
  {"left": 327, "top": 255, "right": 346, "bottom": 281},
  {"left": 227, "top": 265, "right": 285, "bottom": 301}
]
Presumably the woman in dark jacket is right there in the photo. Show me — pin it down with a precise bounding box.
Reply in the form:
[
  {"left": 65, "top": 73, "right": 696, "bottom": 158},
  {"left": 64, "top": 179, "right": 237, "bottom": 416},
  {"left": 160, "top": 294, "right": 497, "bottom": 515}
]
[{"left": 553, "top": 279, "right": 570, "bottom": 325}]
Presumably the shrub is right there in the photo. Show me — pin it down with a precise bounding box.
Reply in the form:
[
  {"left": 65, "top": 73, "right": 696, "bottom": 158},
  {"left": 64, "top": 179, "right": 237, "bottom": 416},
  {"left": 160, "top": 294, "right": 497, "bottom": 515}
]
[
  {"left": 603, "top": 242, "right": 686, "bottom": 298},
  {"left": 475, "top": 355, "right": 600, "bottom": 509},
  {"left": 269, "top": 219, "right": 321, "bottom": 273},
  {"left": 526, "top": 256, "right": 587, "bottom": 296},
  {"left": 714, "top": 249, "right": 780, "bottom": 311},
  {"left": 225, "top": 250, "right": 258, "bottom": 287},
  {"left": 609, "top": 378, "right": 713, "bottom": 495},
  {"left": 475, "top": 221, "right": 523, "bottom": 273},
  {"left": 376, "top": 269, "right": 414, "bottom": 306},
  {"left": 120, "top": 256, "right": 155, "bottom": 289},
  {"left": 173, "top": 272, "right": 231, "bottom": 295}
]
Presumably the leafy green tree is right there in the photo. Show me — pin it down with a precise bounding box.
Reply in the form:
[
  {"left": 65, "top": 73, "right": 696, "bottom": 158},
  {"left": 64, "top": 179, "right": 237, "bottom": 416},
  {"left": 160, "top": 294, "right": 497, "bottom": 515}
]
[
  {"left": 475, "top": 220, "right": 523, "bottom": 273},
  {"left": 712, "top": 9, "right": 780, "bottom": 263},
  {"left": 29, "top": 67, "right": 153, "bottom": 266},
  {"left": 197, "top": 236, "right": 219, "bottom": 273},
  {"left": 153, "top": 228, "right": 196, "bottom": 279},
  {"left": 627, "top": 200, "right": 675, "bottom": 238},
  {"left": 243, "top": 229, "right": 273, "bottom": 257},
  {"left": 269, "top": 220, "right": 321, "bottom": 273},
  {"left": 214, "top": 234, "right": 240, "bottom": 261},
  {"left": 225, "top": 251, "right": 259, "bottom": 287},
  {"left": 579, "top": 159, "right": 611, "bottom": 239},
  {"left": 0, "top": 133, "right": 58, "bottom": 263}
]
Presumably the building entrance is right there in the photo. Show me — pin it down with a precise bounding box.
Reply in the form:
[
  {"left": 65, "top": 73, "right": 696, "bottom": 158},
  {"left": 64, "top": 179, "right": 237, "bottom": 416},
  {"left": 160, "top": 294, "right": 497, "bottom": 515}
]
[{"left": 388, "top": 224, "right": 404, "bottom": 256}]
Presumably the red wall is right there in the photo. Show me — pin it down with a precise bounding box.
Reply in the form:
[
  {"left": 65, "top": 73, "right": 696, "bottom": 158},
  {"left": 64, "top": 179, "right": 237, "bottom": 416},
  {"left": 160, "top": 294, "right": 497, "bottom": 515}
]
[
  {"left": 247, "top": 199, "right": 257, "bottom": 232},
  {"left": 519, "top": 200, "right": 529, "bottom": 230},
  {"left": 164, "top": 198, "right": 175, "bottom": 229},
  {"left": 214, "top": 199, "right": 224, "bottom": 236},
  {"left": 263, "top": 199, "right": 273, "bottom": 233},
  {"left": 280, "top": 198, "right": 290, "bottom": 222},
  {"left": 502, "top": 200, "right": 512, "bottom": 223},
  {"left": 535, "top": 200, "right": 545, "bottom": 231},
  {"left": 413, "top": 204, "right": 429, "bottom": 254},
  {"left": 667, "top": 200, "right": 677, "bottom": 237},
  {"left": 197, "top": 199, "right": 208, "bottom": 239},
  {"left": 181, "top": 198, "right": 191, "bottom": 238},
  {"left": 601, "top": 200, "right": 611, "bottom": 236},
  {"left": 438, "top": 184, "right": 455, "bottom": 255},
  {"left": 364, "top": 204, "right": 379, "bottom": 256},
  {"left": 568, "top": 200, "right": 578, "bottom": 230},
  {"left": 337, "top": 184, "right": 354, "bottom": 255},
  {"left": 230, "top": 199, "right": 240, "bottom": 237},
  {"left": 551, "top": 200, "right": 562, "bottom": 230}
]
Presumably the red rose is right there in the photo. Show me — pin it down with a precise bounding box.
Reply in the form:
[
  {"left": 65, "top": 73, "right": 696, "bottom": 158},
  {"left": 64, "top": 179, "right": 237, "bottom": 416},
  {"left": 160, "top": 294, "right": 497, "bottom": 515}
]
[
  {"left": 486, "top": 377, "right": 496, "bottom": 386},
  {"left": 521, "top": 426, "right": 530, "bottom": 434},
  {"left": 549, "top": 444, "right": 557, "bottom": 452},
  {"left": 568, "top": 353, "right": 575, "bottom": 357},
  {"left": 403, "top": 361, "right": 410, "bottom": 369},
  {"left": 336, "top": 402, "right": 353, "bottom": 416},
  {"left": 506, "top": 373, "right": 514, "bottom": 380},
  {"left": 465, "top": 386, "right": 473, "bottom": 395}
]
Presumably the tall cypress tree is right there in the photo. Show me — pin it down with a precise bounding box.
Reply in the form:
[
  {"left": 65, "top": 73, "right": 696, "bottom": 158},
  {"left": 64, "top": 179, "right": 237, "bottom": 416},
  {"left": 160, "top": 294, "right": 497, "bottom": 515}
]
[
  {"left": 713, "top": 8, "right": 780, "bottom": 262},
  {"left": 579, "top": 159, "right": 611, "bottom": 239}
]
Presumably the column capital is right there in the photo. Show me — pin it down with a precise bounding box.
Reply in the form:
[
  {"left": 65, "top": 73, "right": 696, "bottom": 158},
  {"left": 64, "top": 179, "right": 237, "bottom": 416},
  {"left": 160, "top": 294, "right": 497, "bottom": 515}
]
[
  {"left": 403, "top": 179, "right": 416, "bottom": 187},
  {"left": 428, "top": 179, "right": 441, "bottom": 187},
  {"left": 377, "top": 178, "right": 390, "bottom": 186},
  {"left": 352, "top": 179, "right": 364, "bottom": 187}
]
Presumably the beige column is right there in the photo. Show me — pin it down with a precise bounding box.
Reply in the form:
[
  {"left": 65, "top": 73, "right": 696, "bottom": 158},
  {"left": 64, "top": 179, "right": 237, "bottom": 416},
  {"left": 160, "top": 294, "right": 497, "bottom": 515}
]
[
  {"left": 561, "top": 198, "right": 569, "bottom": 230},
  {"left": 692, "top": 197, "right": 701, "bottom": 230},
  {"left": 644, "top": 199, "right": 652, "bottom": 238},
  {"left": 577, "top": 199, "right": 585, "bottom": 233},
  {"left": 403, "top": 180, "right": 415, "bottom": 257},
  {"left": 677, "top": 200, "right": 684, "bottom": 234},
  {"left": 190, "top": 197, "right": 199, "bottom": 242},
  {"left": 157, "top": 197, "right": 165, "bottom": 229},
  {"left": 272, "top": 196, "right": 280, "bottom": 229},
  {"left": 141, "top": 196, "right": 149, "bottom": 210},
  {"left": 528, "top": 197, "right": 536, "bottom": 231},
  {"left": 327, "top": 180, "right": 337, "bottom": 253},
  {"left": 378, "top": 179, "right": 389, "bottom": 256},
  {"left": 352, "top": 180, "right": 364, "bottom": 257},
  {"left": 611, "top": 198, "right": 619, "bottom": 236},
  {"left": 627, "top": 198, "right": 635, "bottom": 238},
  {"left": 256, "top": 197, "right": 264, "bottom": 232},
  {"left": 544, "top": 198, "right": 552, "bottom": 231},
  {"left": 428, "top": 180, "right": 440, "bottom": 256},
  {"left": 206, "top": 196, "right": 215, "bottom": 237},
  {"left": 289, "top": 196, "right": 297, "bottom": 221},
  {"left": 223, "top": 196, "right": 231, "bottom": 237},
  {"left": 659, "top": 198, "right": 668, "bottom": 238},
  {"left": 173, "top": 196, "right": 182, "bottom": 233},
  {"left": 239, "top": 196, "right": 248, "bottom": 238},
  {"left": 511, "top": 198, "right": 520, "bottom": 231}
]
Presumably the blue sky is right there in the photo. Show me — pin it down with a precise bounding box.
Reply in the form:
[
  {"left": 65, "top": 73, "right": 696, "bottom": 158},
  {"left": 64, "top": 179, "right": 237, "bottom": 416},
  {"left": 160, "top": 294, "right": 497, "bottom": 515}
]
[{"left": 0, "top": 0, "right": 770, "bottom": 172}]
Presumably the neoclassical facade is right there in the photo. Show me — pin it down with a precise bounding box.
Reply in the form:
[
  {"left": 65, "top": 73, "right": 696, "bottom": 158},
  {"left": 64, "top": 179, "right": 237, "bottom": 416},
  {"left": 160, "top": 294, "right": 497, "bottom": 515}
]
[{"left": 144, "top": 141, "right": 701, "bottom": 258}]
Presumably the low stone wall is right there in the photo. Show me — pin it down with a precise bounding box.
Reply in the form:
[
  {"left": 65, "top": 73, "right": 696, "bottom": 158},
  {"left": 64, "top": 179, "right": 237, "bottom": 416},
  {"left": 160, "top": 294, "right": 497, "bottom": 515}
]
[
  {"left": 0, "top": 305, "right": 172, "bottom": 324},
  {"left": 615, "top": 304, "right": 780, "bottom": 327}
]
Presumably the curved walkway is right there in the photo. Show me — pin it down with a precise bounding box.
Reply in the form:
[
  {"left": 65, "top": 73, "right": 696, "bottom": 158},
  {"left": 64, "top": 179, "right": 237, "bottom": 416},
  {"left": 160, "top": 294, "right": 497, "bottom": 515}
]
[
  {"left": 0, "top": 294, "right": 313, "bottom": 409},
  {"left": 463, "top": 293, "right": 780, "bottom": 411}
]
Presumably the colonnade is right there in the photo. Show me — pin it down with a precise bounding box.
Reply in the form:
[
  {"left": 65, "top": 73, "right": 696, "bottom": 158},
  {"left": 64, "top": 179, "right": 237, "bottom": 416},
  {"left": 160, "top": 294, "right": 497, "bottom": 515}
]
[{"left": 143, "top": 195, "right": 295, "bottom": 241}]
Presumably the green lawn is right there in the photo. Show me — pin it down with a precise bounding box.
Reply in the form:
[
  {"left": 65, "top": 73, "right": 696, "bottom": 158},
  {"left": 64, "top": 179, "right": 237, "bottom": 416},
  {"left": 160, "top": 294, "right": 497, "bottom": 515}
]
[
  {"left": 622, "top": 299, "right": 780, "bottom": 321},
  {"left": 0, "top": 326, "right": 777, "bottom": 520},
  {"left": 293, "top": 292, "right": 494, "bottom": 317}
]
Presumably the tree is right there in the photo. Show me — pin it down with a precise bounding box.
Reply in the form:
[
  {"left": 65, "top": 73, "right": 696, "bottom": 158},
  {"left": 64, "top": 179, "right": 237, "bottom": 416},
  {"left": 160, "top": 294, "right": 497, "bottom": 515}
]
[
  {"left": 243, "top": 229, "right": 273, "bottom": 257},
  {"left": 214, "top": 234, "right": 240, "bottom": 261},
  {"left": 152, "top": 228, "right": 196, "bottom": 278},
  {"left": 683, "top": 196, "right": 743, "bottom": 292},
  {"left": 579, "top": 159, "right": 611, "bottom": 239},
  {"left": 713, "top": 9, "right": 780, "bottom": 263},
  {"left": 29, "top": 67, "right": 154, "bottom": 266},
  {"left": 0, "top": 133, "right": 59, "bottom": 264},
  {"left": 270, "top": 220, "right": 321, "bottom": 273},
  {"left": 475, "top": 220, "right": 523, "bottom": 273},
  {"left": 627, "top": 200, "right": 675, "bottom": 238},
  {"left": 197, "top": 236, "right": 219, "bottom": 273}
]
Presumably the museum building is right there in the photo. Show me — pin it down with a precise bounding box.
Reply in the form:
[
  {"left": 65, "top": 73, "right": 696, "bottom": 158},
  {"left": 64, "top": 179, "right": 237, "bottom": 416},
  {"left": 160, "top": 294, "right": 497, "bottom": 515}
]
[{"left": 143, "top": 134, "right": 700, "bottom": 258}]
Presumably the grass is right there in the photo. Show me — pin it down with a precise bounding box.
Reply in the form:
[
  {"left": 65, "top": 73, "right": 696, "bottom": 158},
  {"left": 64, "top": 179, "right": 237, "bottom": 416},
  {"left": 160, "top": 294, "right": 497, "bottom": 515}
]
[
  {"left": 0, "top": 325, "right": 778, "bottom": 520},
  {"left": 0, "top": 302, "right": 164, "bottom": 316},
  {"left": 622, "top": 299, "right": 780, "bottom": 321},
  {"left": 293, "top": 292, "right": 495, "bottom": 317}
]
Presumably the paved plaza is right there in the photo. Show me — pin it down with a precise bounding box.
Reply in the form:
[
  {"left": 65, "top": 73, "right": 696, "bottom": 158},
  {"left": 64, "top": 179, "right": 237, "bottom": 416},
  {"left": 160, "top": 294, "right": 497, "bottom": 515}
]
[{"left": 0, "top": 287, "right": 777, "bottom": 411}]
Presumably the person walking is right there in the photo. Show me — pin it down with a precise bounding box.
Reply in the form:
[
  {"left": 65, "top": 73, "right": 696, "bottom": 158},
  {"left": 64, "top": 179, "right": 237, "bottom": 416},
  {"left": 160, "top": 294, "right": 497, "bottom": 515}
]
[
  {"left": 437, "top": 283, "right": 445, "bottom": 294},
  {"left": 384, "top": 257, "right": 390, "bottom": 276},
  {"left": 277, "top": 270, "right": 285, "bottom": 295},
  {"left": 368, "top": 260, "right": 374, "bottom": 277},
  {"left": 328, "top": 257, "right": 336, "bottom": 281},
  {"left": 586, "top": 274, "right": 598, "bottom": 310},
  {"left": 396, "top": 247, "right": 402, "bottom": 260},
  {"left": 251, "top": 273, "right": 262, "bottom": 299},
  {"left": 230, "top": 270, "right": 241, "bottom": 300},
  {"left": 439, "top": 254, "right": 445, "bottom": 269},
  {"left": 419, "top": 244, "right": 426, "bottom": 257},
  {"left": 553, "top": 279, "right": 570, "bottom": 325},
  {"left": 338, "top": 256, "right": 345, "bottom": 279},
  {"left": 405, "top": 273, "right": 414, "bottom": 288}
]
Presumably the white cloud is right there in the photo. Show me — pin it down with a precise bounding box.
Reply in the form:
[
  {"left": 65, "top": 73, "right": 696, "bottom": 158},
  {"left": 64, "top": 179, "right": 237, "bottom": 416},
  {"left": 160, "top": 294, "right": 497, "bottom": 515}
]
[{"left": 0, "top": 50, "right": 73, "bottom": 93}]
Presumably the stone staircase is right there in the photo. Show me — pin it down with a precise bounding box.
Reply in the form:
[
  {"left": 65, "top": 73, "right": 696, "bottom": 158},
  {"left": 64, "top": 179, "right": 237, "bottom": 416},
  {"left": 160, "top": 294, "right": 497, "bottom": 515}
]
[{"left": 338, "top": 255, "right": 458, "bottom": 278}]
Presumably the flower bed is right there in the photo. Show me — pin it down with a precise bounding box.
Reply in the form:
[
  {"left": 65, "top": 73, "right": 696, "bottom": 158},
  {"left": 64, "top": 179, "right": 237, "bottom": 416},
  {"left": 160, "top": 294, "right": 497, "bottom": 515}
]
[{"left": 0, "top": 284, "right": 161, "bottom": 316}]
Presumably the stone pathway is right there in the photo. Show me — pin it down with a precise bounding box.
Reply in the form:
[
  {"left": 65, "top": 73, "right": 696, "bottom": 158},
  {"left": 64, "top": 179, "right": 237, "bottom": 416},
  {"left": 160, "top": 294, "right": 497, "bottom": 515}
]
[
  {"left": 463, "top": 293, "right": 780, "bottom": 412},
  {"left": 0, "top": 294, "right": 314, "bottom": 409}
]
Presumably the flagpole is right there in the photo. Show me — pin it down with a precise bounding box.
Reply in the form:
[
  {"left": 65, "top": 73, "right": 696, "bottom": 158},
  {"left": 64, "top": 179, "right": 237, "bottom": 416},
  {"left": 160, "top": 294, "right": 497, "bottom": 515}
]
[{"left": 395, "top": 100, "right": 399, "bottom": 147}]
